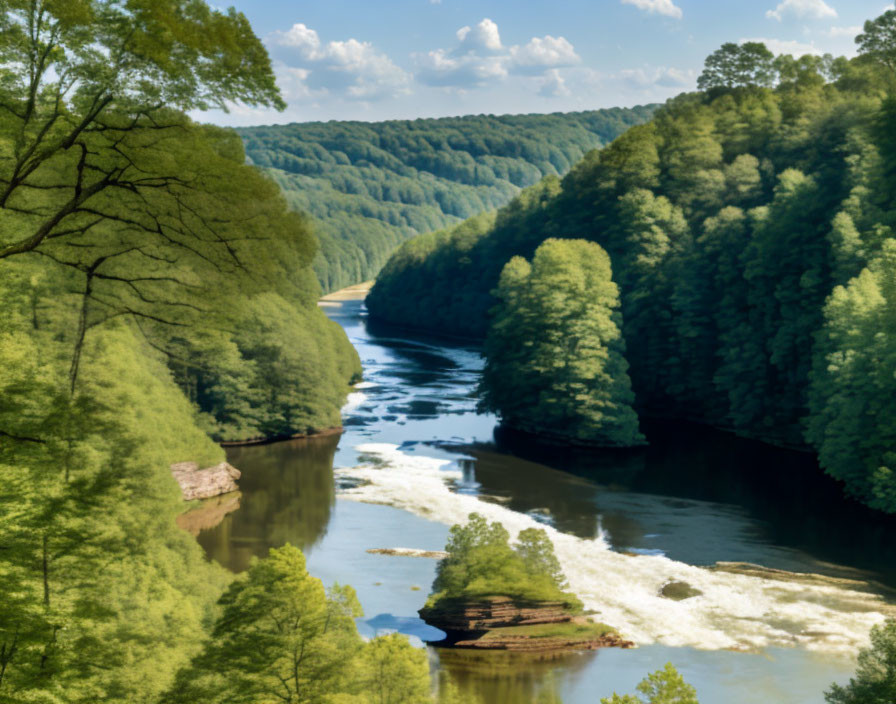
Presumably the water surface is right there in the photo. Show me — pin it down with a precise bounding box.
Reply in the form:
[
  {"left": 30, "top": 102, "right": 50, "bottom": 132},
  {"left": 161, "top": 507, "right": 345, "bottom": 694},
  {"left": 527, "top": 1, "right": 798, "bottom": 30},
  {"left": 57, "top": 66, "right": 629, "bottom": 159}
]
[{"left": 196, "top": 293, "right": 896, "bottom": 703}]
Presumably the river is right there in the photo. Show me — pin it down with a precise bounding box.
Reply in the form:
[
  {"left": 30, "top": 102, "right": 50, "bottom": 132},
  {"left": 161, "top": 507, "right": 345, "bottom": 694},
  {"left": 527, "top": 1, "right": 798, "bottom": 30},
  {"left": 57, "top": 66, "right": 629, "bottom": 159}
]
[{"left": 193, "top": 288, "right": 896, "bottom": 704}]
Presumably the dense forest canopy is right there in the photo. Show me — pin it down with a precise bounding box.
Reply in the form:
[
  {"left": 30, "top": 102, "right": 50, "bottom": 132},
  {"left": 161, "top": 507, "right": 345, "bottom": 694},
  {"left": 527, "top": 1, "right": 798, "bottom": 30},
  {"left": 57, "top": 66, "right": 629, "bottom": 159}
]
[
  {"left": 0, "top": 2, "right": 360, "bottom": 702},
  {"left": 368, "top": 13, "right": 896, "bottom": 512},
  {"left": 238, "top": 107, "right": 657, "bottom": 291}
]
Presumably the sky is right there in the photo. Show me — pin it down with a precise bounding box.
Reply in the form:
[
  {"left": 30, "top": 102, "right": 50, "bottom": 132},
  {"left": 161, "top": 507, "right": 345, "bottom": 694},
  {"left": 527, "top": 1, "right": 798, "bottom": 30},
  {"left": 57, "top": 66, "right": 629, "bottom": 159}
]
[{"left": 202, "top": 0, "right": 896, "bottom": 126}]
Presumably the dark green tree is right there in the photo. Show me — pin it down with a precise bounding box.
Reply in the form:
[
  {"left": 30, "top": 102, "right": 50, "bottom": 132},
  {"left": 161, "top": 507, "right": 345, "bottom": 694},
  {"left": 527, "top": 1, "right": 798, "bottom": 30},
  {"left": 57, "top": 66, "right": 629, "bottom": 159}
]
[
  {"left": 856, "top": 9, "right": 896, "bottom": 75},
  {"left": 478, "top": 239, "right": 644, "bottom": 447}
]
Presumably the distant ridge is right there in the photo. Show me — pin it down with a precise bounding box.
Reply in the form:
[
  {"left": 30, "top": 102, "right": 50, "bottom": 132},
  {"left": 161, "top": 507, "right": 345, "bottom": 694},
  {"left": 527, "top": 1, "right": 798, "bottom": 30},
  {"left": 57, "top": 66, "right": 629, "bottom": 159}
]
[{"left": 238, "top": 106, "right": 658, "bottom": 292}]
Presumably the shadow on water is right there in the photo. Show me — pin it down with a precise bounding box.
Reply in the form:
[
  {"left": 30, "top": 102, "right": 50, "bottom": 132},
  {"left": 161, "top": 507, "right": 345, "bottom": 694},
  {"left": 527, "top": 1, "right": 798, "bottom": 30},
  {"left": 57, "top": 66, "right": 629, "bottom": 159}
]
[
  {"left": 481, "top": 421, "right": 896, "bottom": 587},
  {"left": 196, "top": 433, "right": 341, "bottom": 572}
]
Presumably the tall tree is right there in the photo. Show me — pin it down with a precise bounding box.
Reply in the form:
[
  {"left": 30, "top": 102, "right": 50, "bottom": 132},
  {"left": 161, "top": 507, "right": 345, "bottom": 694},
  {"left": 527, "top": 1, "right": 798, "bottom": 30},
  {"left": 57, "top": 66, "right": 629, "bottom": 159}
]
[
  {"left": 696, "top": 42, "right": 776, "bottom": 90},
  {"left": 478, "top": 238, "right": 644, "bottom": 447}
]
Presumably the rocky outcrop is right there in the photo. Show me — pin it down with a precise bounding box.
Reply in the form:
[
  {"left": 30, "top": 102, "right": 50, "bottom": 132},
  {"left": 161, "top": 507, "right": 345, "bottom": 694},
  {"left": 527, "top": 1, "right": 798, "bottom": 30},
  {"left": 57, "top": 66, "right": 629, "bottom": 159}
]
[
  {"left": 418, "top": 596, "right": 633, "bottom": 652},
  {"left": 171, "top": 461, "right": 241, "bottom": 501},
  {"left": 419, "top": 596, "right": 570, "bottom": 632},
  {"left": 453, "top": 629, "right": 634, "bottom": 652}
]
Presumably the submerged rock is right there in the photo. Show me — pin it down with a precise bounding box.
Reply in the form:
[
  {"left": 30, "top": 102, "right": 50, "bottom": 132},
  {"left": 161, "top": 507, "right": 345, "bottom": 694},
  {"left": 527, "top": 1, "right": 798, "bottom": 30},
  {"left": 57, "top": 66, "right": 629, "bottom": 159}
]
[
  {"left": 171, "top": 461, "right": 241, "bottom": 501},
  {"left": 659, "top": 580, "right": 703, "bottom": 601},
  {"left": 366, "top": 547, "right": 449, "bottom": 558}
]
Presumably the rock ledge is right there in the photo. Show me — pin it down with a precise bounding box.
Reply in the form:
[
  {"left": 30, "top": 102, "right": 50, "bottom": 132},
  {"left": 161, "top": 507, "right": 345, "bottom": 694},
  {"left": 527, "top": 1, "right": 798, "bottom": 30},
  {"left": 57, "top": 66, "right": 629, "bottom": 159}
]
[{"left": 171, "top": 461, "right": 241, "bottom": 501}]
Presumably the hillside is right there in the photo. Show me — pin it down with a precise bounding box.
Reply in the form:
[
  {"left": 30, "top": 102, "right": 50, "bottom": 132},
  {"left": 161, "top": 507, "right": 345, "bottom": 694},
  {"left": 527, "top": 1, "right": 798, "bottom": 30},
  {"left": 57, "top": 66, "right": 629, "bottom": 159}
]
[
  {"left": 237, "top": 107, "right": 657, "bottom": 291},
  {"left": 368, "top": 49, "right": 896, "bottom": 512}
]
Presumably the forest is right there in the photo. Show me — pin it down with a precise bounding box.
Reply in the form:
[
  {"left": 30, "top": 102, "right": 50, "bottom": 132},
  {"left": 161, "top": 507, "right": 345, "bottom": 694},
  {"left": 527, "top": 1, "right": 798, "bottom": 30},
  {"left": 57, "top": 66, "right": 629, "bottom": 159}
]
[
  {"left": 239, "top": 107, "right": 656, "bottom": 291},
  {"left": 368, "top": 17, "right": 896, "bottom": 514}
]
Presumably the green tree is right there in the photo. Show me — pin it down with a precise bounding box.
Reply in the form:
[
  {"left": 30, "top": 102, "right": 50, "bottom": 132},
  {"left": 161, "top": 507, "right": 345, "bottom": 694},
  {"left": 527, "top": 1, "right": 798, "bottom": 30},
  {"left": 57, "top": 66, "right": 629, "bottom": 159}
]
[
  {"left": 826, "top": 620, "right": 896, "bottom": 704},
  {"left": 430, "top": 513, "right": 578, "bottom": 608},
  {"left": 697, "top": 42, "right": 776, "bottom": 90},
  {"left": 353, "top": 633, "right": 432, "bottom": 704},
  {"left": 856, "top": 9, "right": 896, "bottom": 75},
  {"left": 478, "top": 239, "right": 644, "bottom": 447},
  {"left": 162, "top": 545, "right": 364, "bottom": 704},
  {"left": 807, "top": 242, "right": 896, "bottom": 511},
  {"left": 601, "top": 663, "right": 699, "bottom": 704}
]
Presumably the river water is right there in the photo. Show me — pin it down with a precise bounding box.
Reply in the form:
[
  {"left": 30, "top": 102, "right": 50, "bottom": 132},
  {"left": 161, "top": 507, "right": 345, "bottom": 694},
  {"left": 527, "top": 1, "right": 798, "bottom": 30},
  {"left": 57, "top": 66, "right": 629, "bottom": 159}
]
[{"left": 194, "top": 290, "right": 896, "bottom": 704}]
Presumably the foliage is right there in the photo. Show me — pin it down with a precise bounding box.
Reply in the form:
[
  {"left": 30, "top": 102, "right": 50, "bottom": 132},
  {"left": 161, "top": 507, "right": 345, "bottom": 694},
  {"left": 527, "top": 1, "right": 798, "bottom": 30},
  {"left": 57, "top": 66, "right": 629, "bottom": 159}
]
[
  {"left": 0, "top": 3, "right": 362, "bottom": 702},
  {"left": 239, "top": 107, "right": 657, "bottom": 291},
  {"left": 478, "top": 239, "right": 644, "bottom": 446},
  {"left": 351, "top": 633, "right": 432, "bottom": 704},
  {"left": 161, "top": 545, "right": 364, "bottom": 704},
  {"left": 697, "top": 42, "right": 776, "bottom": 90},
  {"left": 429, "top": 513, "right": 581, "bottom": 609},
  {"left": 856, "top": 10, "right": 896, "bottom": 76},
  {"left": 370, "top": 17, "right": 896, "bottom": 510},
  {"left": 601, "top": 663, "right": 699, "bottom": 704},
  {"left": 825, "top": 619, "right": 896, "bottom": 704},
  {"left": 0, "top": 0, "right": 282, "bottom": 260},
  {"left": 807, "top": 242, "right": 896, "bottom": 510}
]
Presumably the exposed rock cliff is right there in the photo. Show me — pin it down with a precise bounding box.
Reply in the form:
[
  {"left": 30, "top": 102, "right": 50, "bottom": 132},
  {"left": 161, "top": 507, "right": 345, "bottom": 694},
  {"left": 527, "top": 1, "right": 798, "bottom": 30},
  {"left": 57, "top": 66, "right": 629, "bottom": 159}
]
[
  {"left": 418, "top": 596, "right": 632, "bottom": 651},
  {"left": 171, "top": 461, "right": 240, "bottom": 501}
]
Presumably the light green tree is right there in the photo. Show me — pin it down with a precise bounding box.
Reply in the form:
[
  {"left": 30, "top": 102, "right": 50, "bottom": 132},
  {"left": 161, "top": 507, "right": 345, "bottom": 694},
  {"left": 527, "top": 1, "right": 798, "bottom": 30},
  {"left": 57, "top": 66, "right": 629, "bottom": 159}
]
[
  {"left": 826, "top": 620, "right": 896, "bottom": 703},
  {"left": 162, "top": 545, "right": 364, "bottom": 704},
  {"left": 601, "top": 663, "right": 699, "bottom": 704}
]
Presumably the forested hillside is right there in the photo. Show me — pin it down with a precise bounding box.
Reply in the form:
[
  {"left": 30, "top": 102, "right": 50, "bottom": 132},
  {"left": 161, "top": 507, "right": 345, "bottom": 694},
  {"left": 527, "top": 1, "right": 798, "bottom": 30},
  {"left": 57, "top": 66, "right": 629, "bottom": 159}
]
[
  {"left": 238, "top": 107, "right": 656, "bottom": 291},
  {"left": 0, "top": 3, "right": 399, "bottom": 702},
  {"left": 368, "top": 20, "right": 896, "bottom": 513}
]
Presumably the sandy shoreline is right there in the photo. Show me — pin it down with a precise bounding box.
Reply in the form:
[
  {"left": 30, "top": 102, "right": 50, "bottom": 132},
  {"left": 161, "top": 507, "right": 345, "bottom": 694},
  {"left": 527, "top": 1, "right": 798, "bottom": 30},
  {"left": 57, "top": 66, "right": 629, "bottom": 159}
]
[{"left": 319, "top": 281, "right": 374, "bottom": 302}]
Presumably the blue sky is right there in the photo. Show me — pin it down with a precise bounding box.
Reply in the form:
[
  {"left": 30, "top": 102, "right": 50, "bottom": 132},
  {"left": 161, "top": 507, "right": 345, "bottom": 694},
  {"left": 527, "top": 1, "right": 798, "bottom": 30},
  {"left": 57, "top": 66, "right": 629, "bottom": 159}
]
[{"left": 204, "top": 0, "right": 896, "bottom": 126}]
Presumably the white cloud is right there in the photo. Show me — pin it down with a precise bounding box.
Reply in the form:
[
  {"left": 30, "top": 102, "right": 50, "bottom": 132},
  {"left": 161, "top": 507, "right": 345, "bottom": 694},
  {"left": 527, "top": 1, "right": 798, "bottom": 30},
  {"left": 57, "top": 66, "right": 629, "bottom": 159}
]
[
  {"left": 766, "top": 0, "right": 837, "bottom": 22},
  {"left": 539, "top": 69, "right": 571, "bottom": 97},
  {"left": 827, "top": 24, "right": 861, "bottom": 37},
  {"left": 618, "top": 66, "right": 695, "bottom": 88},
  {"left": 621, "top": 0, "right": 683, "bottom": 20},
  {"left": 417, "top": 19, "right": 580, "bottom": 91},
  {"left": 510, "top": 36, "right": 581, "bottom": 74},
  {"left": 415, "top": 49, "right": 508, "bottom": 88},
  {"left": 740, "top": 36, "right": 822, "bottom": 55},
  {"left": 269, "top": 24, "right": 411, "bottom": 101},
  {"left": 455, "top": 18, "right": 503, "bottom": 54}
]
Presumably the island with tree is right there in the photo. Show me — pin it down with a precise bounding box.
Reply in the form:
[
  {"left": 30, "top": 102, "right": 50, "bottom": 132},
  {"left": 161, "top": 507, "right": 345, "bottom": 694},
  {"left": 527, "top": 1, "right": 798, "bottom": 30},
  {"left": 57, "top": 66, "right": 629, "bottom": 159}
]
[{"left": 419, "top": 514, "right": 633, "bottom": 651}]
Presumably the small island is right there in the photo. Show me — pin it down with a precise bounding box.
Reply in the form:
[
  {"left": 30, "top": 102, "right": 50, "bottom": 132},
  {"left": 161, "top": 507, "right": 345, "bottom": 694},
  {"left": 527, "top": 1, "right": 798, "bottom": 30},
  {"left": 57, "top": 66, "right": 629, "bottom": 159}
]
[{"left": 419, "top": 513, "right": 633, "bottom": 652}]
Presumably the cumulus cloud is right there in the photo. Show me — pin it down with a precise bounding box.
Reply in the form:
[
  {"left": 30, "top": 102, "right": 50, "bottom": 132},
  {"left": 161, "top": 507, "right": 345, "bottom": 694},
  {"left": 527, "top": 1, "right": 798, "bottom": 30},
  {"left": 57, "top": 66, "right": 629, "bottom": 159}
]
[
  {"left": 766, "top": 0, "right": 837, "bottom": 22},
  {"left": 621, "top": 0, "right": 683, "bottom": 19},
  {"left": 416, "top": 18, "right": 580, "bottom": 91},
  {"left": 539, "top": 69, "right": 571, "bottom": 97},
  {"left": 827, "top": 25, "right": 861, "bottom": 37},
  {"left": 415, "top": 49, "right": 508, "bottom": 88},
  {"left": 740, "top": 37, "right": 822, "bottom": 55},
  {"left": 510, "top": 35, "right": 581, "bottom": 74},
  {"left": 269, "top": 23, "right": 410, "bottom": 101},
  {"left": 618, "top": 66, "right": 695, "bottom": 89},
  {"left": 455, "top": 18, "right": 503, "bottom": 54}
]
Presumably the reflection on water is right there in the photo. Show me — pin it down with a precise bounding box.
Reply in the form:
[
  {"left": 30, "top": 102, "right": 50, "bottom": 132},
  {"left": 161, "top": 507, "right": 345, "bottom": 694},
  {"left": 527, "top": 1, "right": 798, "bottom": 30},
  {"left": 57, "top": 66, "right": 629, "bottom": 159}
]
[
  {"left": 197, "top": 434, "right": 340, "bottom": 572},
  {"left": 436, "top": 648, "right": 592, "bottom": 704}
]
